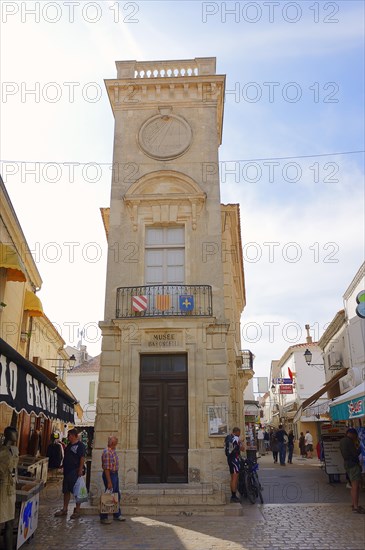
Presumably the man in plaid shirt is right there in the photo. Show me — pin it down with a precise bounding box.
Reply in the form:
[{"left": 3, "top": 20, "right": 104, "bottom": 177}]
[{"left": 100, "top": 436, "right": 126, "bottom": 524}]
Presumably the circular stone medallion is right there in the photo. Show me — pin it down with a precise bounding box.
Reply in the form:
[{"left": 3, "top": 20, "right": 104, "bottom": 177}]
[{"left": 138, "top": 114, "right": 192, "bottom": 160}]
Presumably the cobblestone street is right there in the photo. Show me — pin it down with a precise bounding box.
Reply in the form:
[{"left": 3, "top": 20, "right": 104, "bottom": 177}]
[
  {"left": 22, "top": 455, "right": 365, "bottom": 550},
  {"left": 24, "top": 501, "right": 365, "bottom": 550}
]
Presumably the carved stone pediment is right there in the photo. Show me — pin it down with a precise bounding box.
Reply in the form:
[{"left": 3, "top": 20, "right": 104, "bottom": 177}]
[{"left": 124, "top": 170, "right": 206, "bottom": 230}]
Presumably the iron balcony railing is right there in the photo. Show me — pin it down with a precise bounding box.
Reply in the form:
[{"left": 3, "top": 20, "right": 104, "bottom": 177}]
[{"left": 116, "top": 285, "right": 213, "bottom": 318}]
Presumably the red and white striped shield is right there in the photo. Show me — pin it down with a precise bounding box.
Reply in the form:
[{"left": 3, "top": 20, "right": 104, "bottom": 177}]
[{"left": 132, "top": 295, "right": 148, "bottom": 312}]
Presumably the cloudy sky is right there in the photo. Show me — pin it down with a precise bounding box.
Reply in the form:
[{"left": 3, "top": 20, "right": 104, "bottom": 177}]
[{"left": 1, "top": 0, "right": 364, "bottom": 382}]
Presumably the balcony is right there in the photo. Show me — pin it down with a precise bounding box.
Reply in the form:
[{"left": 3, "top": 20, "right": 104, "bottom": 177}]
[{"left": 116, "top": 285, "right": 212, "bottom": 319}]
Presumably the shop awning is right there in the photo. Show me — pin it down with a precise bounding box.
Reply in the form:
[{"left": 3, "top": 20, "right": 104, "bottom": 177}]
[
  {"left": 300, "top": 368, "right": 348, "bottom": 410},
  {"left": 329, "top": 383, "right": 365, "bottom": 421},
  {"left": 0, "top": 338, "right": 75, "bottom": 423},
  {"left": 0, "top": 243, "right": 26, "bottom": 282},
  {"left": 293, "top": 368, "right": 348, "bottom": 423},
  {"left": 24, "top": 290, "right": 44, "bottom": 317}
]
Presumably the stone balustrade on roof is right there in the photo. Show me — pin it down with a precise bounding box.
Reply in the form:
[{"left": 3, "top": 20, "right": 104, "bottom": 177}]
[{"left": 115, "top": 57, "right": 216, "bottom": 79}]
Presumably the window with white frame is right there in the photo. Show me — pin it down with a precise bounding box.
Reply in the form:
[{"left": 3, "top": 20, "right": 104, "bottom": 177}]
[{"left": 145, "top": 227, "right": 185, "bottom": 285}]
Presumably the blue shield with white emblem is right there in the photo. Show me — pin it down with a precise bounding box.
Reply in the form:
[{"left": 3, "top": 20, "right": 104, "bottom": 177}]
[{"left": 179, "top": 295, "right": 194, "bottom": 312}]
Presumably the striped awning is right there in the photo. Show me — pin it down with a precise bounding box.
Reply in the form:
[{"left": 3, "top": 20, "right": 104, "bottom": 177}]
[
  {"left": 0, "top": 243, "right": 26, "bottom": 282},
  {"left": 24, "top": 290, "right": 44, "bottom": 317}
]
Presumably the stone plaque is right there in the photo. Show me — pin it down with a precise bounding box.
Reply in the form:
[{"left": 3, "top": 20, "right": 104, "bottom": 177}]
[
  {"left": 138, "top": 114, "right": 192, "bottom": 160},
  {"left": 144, "top": 330, "right": 183, "bottom": 349}
]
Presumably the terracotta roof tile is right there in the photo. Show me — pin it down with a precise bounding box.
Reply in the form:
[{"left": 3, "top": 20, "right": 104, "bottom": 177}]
[{"left": 70, "top": 354, "right": 101, "bottom": 373}]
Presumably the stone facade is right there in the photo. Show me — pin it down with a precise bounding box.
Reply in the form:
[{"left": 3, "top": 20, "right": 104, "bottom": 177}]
[{"left": 92, "top": 58, "right": 250, "bottom": 511}]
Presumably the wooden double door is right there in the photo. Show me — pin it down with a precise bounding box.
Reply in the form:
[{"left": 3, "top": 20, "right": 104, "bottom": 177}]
[{"left": 138, "top": 354, "right": 188, "bottom": 483}]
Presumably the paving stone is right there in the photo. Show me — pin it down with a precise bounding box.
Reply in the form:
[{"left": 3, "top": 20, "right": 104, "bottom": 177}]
[{"left": 20, "top": 473, "right": 365, "bottom": 550}]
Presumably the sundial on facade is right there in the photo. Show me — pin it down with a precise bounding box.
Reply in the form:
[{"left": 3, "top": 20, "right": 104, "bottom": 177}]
[{"left": 138, "top": 113, "right": 192, "bottom": 160}]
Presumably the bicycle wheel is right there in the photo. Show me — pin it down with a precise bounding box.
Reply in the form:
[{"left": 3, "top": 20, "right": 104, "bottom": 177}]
[
  {"left": 244, "top": 472, "right": 256, "bottom": 504},
  {"left": 253, "top": 472, "right": 264, "bottom": 504},
  {"left": 238, "top": 470, "right": 247, "bottom": 497}
]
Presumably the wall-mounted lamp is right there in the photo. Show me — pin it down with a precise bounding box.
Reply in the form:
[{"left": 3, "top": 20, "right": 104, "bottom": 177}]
[
  {"left": 304, "top": 349, "right": 324, "bottom": 369},
  {"left": 42, "top": 354, "right": 77, "bottom": 379}
]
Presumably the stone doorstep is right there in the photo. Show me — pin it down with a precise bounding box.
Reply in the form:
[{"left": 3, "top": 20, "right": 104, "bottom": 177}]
[
  {"left": 86, "top": 483, "right": 230, "bottom": 513},
  {"left": 123, "top": 483, "right": 217, "bottom": 495},
  {"left": 79, "top": 503, "right": 228, "bottom": 517}
]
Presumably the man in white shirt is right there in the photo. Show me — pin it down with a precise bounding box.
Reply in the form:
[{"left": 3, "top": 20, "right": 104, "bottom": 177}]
[
  {"left": 304, "top": 430, "right": 313, "bottom": 458},
  {"left": 257, "top": 427, "right": 265, "bottom": 455}
]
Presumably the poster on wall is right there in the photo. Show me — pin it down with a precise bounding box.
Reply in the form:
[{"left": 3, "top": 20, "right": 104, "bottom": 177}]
[
  {"left": 207, "top": 405, "right": 228, "bottom": 436},
  {"left": 17, "top": 493, "right": 39, "bottom": 549}
]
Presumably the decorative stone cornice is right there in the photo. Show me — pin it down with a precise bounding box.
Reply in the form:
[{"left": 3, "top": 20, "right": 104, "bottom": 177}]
[{"left": 105, "top": 76, "right": 225, "bottom": 144}]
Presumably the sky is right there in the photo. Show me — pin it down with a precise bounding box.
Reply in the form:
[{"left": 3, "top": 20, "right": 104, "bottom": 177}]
[{"left": 1, "top": 0, "right": 364, "bottom": 384}]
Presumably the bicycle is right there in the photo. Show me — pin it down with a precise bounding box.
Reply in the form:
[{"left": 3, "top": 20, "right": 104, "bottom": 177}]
[{"left": 238, "top": 457, "right": 264, "bottom": 504}]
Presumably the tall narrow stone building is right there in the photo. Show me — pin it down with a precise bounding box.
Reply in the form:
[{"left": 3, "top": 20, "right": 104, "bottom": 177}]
[{"left": 92, "top": 58, "right": 252, "bottom": 512}]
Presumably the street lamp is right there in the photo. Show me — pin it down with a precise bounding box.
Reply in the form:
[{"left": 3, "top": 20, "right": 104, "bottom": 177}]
[
  {"left": 42, "top": 354, "right": 77, "bottom": 379},
  {"left": 303, "top": 349, "right": 324, "bottom": 369}
]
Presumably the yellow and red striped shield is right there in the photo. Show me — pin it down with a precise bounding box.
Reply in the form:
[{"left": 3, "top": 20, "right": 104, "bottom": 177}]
[{"left": 155, "top": 295, "right": 171, "bottom": 311}]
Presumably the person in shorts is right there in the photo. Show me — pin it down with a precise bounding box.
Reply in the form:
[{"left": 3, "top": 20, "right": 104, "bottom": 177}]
[
  {"left": 304, "top": 430, "right": 313, "bottom": 458},
  {"left": 225, "top": 427, "right": 244, "bottom": 503},
  {"left": 54, "top": 429, "right": 86, "bottom": 519},
  {"left": 339, "top": 427, "right": 364, "bottom": 514}
]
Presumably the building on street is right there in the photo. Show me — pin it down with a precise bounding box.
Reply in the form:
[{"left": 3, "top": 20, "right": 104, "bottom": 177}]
[{"left": 92, "top": 57, "right": 252, "bottom": 511}]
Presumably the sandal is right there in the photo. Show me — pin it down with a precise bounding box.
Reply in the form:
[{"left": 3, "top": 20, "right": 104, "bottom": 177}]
[
  {"left": 352, "top": 506, "right": 365, "bottom": 514},
  {"left": 70, "top": 511, "right": 80, "bottom": 519},
  {"left": 54, "top": 510, "right": 67, "bottom": 517}
]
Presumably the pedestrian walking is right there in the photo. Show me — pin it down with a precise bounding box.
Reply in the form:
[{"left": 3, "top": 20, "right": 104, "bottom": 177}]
[
  {"left": 339, "top": 428, "right": 365, "bottom": 514},
  {"left": 298, "top": 432, "right": 306, "bottom": 457},
  {"left": 264, "top": 429, "right": 270, "bottom": 452},
  {"left": 287, "top": 430, "right": 294, "bottom": 463},
  {"left": 100, "top": 436, "right": 126, "bottom": 524},
  {"left": 54, "top": 428, "right": 86, "bottom": 519},
  {"left": 275, "top": 424, "right": 288, "bottom": 466},
  {"left": 305, "top": 430, "right": 314, "bottom": 459},
  {"left": 257, "top": 426, "right": 265, "bottom": 455},
  {"left": 270, "top": 429, "right": 279, "bottom": 463}
]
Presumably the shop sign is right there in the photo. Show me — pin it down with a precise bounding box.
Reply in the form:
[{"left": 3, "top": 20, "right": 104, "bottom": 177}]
[
  {"left": 17, "top": 493, "right": 39, "bottom": 549},
  {"left": 0, "top": 338, "right": 75, "bottom": 423},
  {"left": 320, "top": 423, "right": 347, "bottom": 476},
  {"left": 279, "top": 384, "right": 293, "bottom": 394},
  {"left": 272, "top": 378, "right": 292, "bottom": 384},
  {"left": 348, "top": 398, "right": 364, "bottom": 418}
]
